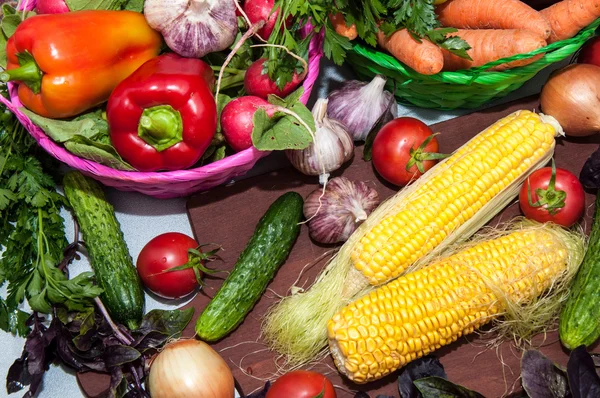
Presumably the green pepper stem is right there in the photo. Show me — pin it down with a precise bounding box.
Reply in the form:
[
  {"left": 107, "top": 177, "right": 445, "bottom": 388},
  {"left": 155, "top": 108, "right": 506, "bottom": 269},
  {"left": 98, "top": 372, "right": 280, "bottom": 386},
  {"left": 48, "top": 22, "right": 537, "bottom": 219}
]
[
  {"left": 0, "top": 57, "right": 43, "bottom": 94},
  {"left": 138, "top": 105, "right": 183, "bottom": 152}
]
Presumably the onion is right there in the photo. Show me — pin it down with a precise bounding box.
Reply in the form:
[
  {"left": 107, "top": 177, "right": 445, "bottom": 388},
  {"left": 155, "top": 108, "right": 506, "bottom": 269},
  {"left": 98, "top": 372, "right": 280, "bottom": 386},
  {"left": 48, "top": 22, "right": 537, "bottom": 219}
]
[
  {"left": 148, "top": 339, "right": 235, "bottom": 398},
  {"left": 540, "top": 63, "right": 600, "bottom": 137}
]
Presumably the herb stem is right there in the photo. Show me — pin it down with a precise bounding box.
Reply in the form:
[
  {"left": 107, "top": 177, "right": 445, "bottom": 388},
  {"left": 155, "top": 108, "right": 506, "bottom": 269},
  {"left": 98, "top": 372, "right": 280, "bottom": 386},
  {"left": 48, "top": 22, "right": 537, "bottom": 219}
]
[
  {"left": 215, "top": 20, "right": 265, "bottom": 102},
  {"left": 219, "top": 74, "right": 246, "bottom": 91},
  {"left": 94, "top": 297, "right": 133, "bottom": 345},
  {"left": 129, "top": 364, "right": 146, "bottom": 395},
  {"left": 209, "top": 66, "right": 245, "bottom": 75}
]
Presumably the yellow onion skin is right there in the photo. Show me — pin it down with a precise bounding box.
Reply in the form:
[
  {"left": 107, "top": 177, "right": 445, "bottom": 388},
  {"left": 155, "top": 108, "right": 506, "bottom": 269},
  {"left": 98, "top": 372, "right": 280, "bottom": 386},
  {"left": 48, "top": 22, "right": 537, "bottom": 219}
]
[
  {"left": 540, "top": 64, "right": 600, "bottom": 137},
  {"left": 148, "top": 339, "right": 235, "bottom": 398}
]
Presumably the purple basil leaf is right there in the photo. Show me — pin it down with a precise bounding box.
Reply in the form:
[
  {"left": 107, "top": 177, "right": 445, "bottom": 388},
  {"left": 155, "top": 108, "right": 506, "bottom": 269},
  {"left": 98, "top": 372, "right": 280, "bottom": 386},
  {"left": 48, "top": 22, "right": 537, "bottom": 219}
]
[
  {"left": 55, "top": 329, "right": 86, "bottom": 371},
  {"left": 245, "top": 381, "right": 270, "bottom": 398},
  {"left": 521, "top": 350, "right": 569, "bottom": 398},
  {"left": 413, "top": 376, "right": 485, "bottom": 398},
  {"left": 72, "top": 327, "right": 99, "bottom": 352},
  {"left": 591, "top": 354, "right": 600, "bottom": 368},
  {"left": 6, "top": 353, "right": 30, "bottom": 394},
  {"left": 135, "top": 331, "right": 170, "bottom": 352},
  {"left": 134, "top": 308, "right": 194, "bottom": 338},
  {"left": 7, "top": 313, "right": 58, "bottom": 396},
  {"left": 376, "top": 395, "right": 395, "bottom": 398},
  {"left": 398, "top": 355, "right": 447, "bottom": 398},
  {"left": 567, "top": 345, "right": 600, "bottom": 398},
  {"left": 104, "top": 345, "right": 141, "bottom": 369},
  {"left": 355, "top": 393, "right": 370, "bottom": 398},
  {"left": 108, "top": 366, "right": 126, "bottom": 398},
  {"left": 133, "top": 308, "right": 194, "bottom": 351}
]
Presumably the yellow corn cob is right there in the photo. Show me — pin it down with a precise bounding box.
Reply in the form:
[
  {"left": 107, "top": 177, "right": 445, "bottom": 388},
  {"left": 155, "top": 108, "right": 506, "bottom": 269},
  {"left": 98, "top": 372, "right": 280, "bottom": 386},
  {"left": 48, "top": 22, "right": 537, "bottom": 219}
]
[
  {"left": 351, "top": 110, "right": 557, "bottom": 286},
  {"left": 263, "top": 110, "right": 562, "bottom": 367},
  {"left": 328, "top": 224, "right": 583, "bottom": 383}
]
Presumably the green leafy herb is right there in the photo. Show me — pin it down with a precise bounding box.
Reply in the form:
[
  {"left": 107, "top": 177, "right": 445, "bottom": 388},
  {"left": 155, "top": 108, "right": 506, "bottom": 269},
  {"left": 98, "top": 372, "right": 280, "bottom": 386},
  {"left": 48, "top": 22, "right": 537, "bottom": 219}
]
[
  {"left": 1, "top": 13, "right": 21, "bottom": 38},
  {"left": 211, "top": 145, "right": 227, "bottom": 162},
  {"left": 341, "top": 0, "right": 387, "bottom": 47},
  {"left": 21, "top": 108, "right": 107, "bottom": 142},
  {"left": 64, "top": 136, "right": 135, "bottom": 171},
  {"left": 0, "top": 297, "right": 29, "bottom": 337},
  {"left": 0, "top": 100, "right": 103, "bottom": 323},
  {"left": 251, "top": 88, "right": 314, "bottom": 151},
  {"left": 388, "top": 0, "right": 438, "bottom": 38},
  {"left": 323, "top": 22, "right": 353, "bottom": 65},
  {"left": 0, "top": 6, "right": 35, "bottom": 67},
  {"left": 427, "top": 28, "right": 472, "bottom": 60},
  {"left": 22, "top": 108, "right": 135, "bottom": 170},
  {"left": 216, "top": 93, "right": 233, "bottom": 133},
  {"left": 65, "top": 0, "right": 127, "bottom": 11},
  {"left": 123, "top": 0, "right": 144, "bottom": 12}
]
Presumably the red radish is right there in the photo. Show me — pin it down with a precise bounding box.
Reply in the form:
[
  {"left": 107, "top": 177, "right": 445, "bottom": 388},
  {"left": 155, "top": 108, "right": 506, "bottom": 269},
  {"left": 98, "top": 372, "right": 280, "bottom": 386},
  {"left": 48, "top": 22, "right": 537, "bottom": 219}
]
[
  {"left": 243, "top": 0, "right": 279, "bottom": 39},
  {"left": 35, "top": 0, "right": 69, "bottom": 13},
  {"left": 221, "top": 96, "right": 275, "bottom": 152},
  {"left": 244, "top": 58, "right": 305, "bottom": 99}
]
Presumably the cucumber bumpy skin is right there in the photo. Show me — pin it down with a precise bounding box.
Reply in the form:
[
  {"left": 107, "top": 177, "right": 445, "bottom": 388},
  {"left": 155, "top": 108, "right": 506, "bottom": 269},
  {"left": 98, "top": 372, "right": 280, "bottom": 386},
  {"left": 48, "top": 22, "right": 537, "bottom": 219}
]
[
  {"left": 195, "top": 191, "right": 304, "bottom": 341},
  {"left": 63, "top": 171, "right": 145, "bottom": 330},
  {"left": 559, "top": 192, "right": 600, "bottom": 349}
]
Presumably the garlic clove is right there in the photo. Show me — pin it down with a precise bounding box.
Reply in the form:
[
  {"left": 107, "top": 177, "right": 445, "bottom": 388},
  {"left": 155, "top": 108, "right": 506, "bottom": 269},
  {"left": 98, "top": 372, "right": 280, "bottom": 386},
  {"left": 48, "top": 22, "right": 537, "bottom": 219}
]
[
  {"left": 304, "top": 177, "right": 380, "bottom": 244},
  {"left": 286, "top": 99, "right": 354, "bottom": 184},
  {"left": 326, "top": 75, "right": 398, "bottom": 141}
]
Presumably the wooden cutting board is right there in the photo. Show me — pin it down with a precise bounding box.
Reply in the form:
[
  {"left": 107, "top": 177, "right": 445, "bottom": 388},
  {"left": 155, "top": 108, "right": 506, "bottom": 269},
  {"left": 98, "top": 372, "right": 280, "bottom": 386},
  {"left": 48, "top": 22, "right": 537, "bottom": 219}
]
[{"left": 78, "top": 95, "right": 600, "bottom": 397}]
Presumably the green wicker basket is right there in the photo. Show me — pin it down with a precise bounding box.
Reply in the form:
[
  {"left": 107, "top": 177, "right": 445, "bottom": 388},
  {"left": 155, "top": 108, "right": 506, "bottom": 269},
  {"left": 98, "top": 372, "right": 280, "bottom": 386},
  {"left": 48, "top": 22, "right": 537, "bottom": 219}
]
[{"left": 347, "top": 19, "right": 600, "bottom": 110}]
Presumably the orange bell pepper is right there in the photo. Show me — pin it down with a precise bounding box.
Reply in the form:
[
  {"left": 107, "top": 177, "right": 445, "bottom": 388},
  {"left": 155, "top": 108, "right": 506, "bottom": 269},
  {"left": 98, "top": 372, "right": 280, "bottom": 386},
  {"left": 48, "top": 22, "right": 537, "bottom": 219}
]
[{"left": 0, "top": 10, "right": 162, "bottom": 119}]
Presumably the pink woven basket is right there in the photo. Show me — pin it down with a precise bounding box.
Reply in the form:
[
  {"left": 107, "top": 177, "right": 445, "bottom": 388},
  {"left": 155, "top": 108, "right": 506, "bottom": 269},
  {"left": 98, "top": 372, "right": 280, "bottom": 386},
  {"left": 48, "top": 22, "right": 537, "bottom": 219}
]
[{"left": 2, "top": 7, "right": 324, "bottom": 198}]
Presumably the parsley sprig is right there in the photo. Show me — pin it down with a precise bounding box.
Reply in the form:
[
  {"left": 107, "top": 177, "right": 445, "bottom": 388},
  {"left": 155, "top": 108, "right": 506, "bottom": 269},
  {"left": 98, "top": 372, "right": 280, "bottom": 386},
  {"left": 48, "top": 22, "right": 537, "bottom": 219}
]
[{"left": 0, "top": 101, "right": 101, "bottom": 335}]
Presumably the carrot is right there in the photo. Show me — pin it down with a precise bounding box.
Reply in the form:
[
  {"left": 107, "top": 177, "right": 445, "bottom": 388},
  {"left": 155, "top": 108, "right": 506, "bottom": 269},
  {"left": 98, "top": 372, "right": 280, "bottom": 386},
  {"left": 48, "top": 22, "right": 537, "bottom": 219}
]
[
  {"left": 437, "top": 0, "right": 552, "bottom": 39},
  {"left": 376, "top": 29, "right": 444, "bottom": 75},
  {"left": 441, "top": 29, "right": 547, "bottom": 71},
  {"left": 329, "top": 12, "right": 358, "bottom": 40},
  {"left": 541, "top": 0, "right": 600, "bottom": 43}
]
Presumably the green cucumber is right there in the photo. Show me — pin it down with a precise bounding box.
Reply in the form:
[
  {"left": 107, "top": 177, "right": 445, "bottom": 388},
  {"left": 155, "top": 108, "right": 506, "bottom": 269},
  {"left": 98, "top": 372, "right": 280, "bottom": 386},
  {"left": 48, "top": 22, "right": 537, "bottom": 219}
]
[
  {"left": 196, "top": 191, "right": 303, "bottom": 341},
  {"left": 559, "top": 192, "right": 600, "bottom": 349},
  {"left": 63, "top": 171, "right": 144, "bottom": 329}
]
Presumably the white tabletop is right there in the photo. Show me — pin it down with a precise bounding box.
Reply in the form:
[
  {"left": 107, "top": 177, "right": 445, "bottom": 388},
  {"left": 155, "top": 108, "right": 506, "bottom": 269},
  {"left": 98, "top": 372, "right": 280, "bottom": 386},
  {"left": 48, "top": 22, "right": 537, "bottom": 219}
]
[{"left": 0, "top": 58, "right": 568, "bottom": 397}]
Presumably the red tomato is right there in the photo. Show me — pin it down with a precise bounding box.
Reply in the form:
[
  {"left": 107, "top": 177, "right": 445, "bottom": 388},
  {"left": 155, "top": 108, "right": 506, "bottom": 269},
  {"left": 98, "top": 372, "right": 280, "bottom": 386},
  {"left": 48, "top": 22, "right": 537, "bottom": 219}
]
[
  {"left": 578, "top": 36, "right": 600, "bottom": 67},
  {"left": 136, "top": 232, "right": 201, "bottom": 299},
  {"left": 371, "top": 117, "right": 442, "bottom": 186},
  {"left": 519, "top": 166, "right": 585, "bottom": 227},
  {"left": 266, "top": 370, "right": 336, "bottom": 398}
]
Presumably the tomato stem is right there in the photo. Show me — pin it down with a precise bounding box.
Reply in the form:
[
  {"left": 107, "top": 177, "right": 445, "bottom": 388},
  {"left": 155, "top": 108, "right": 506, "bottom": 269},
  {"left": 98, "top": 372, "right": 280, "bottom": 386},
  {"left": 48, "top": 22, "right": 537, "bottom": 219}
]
[
  {"left": 153, "top": 245, "right": 224, "bottom": 286},
  {"left": 527, "top": 159, "right": 566, "bottom": 215},
  {"left": 406, "top": 133, "right": 450, "bottom": 173}
]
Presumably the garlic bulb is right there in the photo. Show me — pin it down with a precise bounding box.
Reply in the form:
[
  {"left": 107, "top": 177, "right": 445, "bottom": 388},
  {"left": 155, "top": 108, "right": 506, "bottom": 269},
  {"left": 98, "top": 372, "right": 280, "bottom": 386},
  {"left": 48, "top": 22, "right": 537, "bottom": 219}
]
[
  {"left": 144, "top": 0, "right": 237, "bottom": 58},
  {"left": 326, "top": 75, "right": 398, "bottom": 141},
  {"left": 286, "top": 98, "right": 354, "bottom": 185},
  {"left": 304, "top": 177, "right": 380, "bottom": 244}
]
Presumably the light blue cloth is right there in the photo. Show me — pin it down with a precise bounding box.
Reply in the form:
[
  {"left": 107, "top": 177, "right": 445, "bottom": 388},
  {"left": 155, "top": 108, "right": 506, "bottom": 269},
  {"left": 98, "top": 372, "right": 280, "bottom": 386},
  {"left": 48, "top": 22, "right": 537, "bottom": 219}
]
[{"left": 0, "top": 57, "right": 569, "bottom": 398}]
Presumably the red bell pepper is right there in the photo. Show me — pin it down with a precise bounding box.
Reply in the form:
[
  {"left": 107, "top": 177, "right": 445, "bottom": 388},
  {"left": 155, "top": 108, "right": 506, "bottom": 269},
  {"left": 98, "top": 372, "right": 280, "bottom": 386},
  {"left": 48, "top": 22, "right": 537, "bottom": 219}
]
[{"left": 107, "top": 54, "right": 217, "bottom": 172}]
